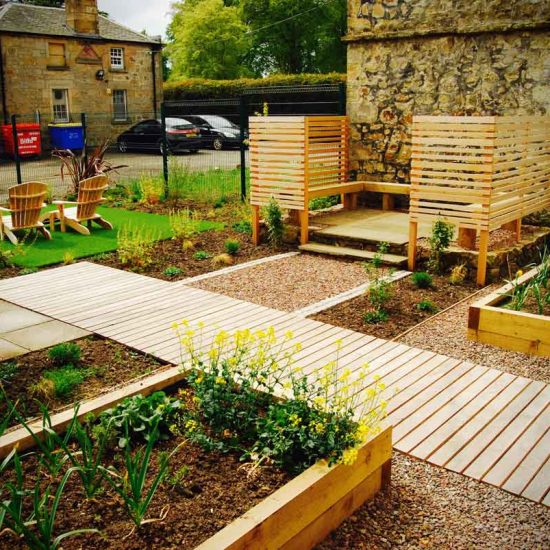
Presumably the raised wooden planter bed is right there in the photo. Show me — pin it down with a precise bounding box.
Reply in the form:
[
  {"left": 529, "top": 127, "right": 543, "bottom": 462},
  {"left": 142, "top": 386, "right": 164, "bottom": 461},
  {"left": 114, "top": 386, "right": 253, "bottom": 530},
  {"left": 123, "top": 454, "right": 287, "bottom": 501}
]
[
  {"left": 467, "top": 266, "right": 550, "bottom": 357},
  {"left": 0, "top": 364, "right": 392, "bottom": 549}
]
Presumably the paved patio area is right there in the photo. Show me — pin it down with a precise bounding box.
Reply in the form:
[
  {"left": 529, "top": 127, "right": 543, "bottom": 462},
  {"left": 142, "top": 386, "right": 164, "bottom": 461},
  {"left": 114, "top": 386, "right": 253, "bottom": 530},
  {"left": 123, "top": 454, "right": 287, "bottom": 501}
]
[
  {"left": 0, "top": 299, "right": 90, "bottom": 359},
  {"left": 0, "top": 262, "right": 547, "bottom": 506}
]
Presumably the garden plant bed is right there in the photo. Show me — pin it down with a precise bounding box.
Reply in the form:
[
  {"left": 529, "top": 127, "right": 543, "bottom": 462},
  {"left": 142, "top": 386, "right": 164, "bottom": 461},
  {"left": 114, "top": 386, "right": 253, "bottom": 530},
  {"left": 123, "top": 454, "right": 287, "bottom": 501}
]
[
  {"left": 468, "top": 267, "right": 550, "bottom": 357},
  {"left": 90, "top": 227, "right": 286, "bottom": 282},
  {"left": 0, "top": 358, "right": 392, "bottom": 550},
  {"left": 312, "top": 275, "right": 477, "bottom": 340},
  {"left": 0, "top": 337, "right": 165, "bottom": 426}
]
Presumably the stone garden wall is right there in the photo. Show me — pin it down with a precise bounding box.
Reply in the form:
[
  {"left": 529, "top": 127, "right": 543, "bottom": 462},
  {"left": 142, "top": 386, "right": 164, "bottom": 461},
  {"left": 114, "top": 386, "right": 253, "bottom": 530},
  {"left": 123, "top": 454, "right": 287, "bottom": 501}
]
[{"left": 346, "top": 0, "right": 550, "bottom": 182}]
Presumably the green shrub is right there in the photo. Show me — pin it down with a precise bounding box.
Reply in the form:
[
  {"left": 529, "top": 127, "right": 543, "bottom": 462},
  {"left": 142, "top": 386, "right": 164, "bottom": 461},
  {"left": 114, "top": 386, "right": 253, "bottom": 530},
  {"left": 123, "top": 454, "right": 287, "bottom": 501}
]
[
  {"left": 372, "top": 242, "right": 389, "bottom": 269},
  {"left": 91, "top": 391, "right": 181, "bottom": 448},
  {"left": 428, "top": 219, "right": 455, "bottom": 274},
  {"left": 117, "top": 225, "right": 157, "bottom": 270},
  {"left": 411, "top": 272, "right": 433, "bottom": 289},
  {"left": 213, "top": 195, "right": 229, "bottom": 209},
  {"left": 0, "top": 361, "right": 17, "bottom": 383},
  {"left": 41, "top": 365, "right": 94, "bottom": 398},
  {"left": 163, "top": 266, "right": 183, "bottom": 277},
  {"left": 232, "top": 220, "right": 252, "bottom": 234},
  {"left": 265, "top": 197, "right": 284, "bottom": 248},
  {"left": 416, "top": 299, "right": 438, "bottom": 313},
  {"left": 169, "top": 208, "right": 198, "bottom": 241},
  {"left": 363, "top": 310, "right": 389, "bottom": 324},
  {"left": 193, "top": 250, "right": 211, "bottom": 261},
  {"left": 309, "top": 195, "right": 339, "bottom": 211},
  {"left": 48, "top": 342, "right": 81, "bottom": 367},
  {"left": 449, "top": 264, "right": 468, "bottom": 285},
  {"left": 224, "top": 239, "right": 240, "bottom": 255}
]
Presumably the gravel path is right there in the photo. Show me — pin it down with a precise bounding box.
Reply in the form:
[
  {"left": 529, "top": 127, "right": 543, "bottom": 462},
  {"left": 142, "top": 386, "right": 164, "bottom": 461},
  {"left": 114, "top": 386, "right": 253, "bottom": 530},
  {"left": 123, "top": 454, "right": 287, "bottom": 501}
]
[
  {"left": 190, "top": 254, "right": 375, "bottom": 312},
  {"left": 317, "top": 452, "right": 550, "bottom": 550},
  {"left": 398, "top": 285, "right": 550, "bottom": 384}
]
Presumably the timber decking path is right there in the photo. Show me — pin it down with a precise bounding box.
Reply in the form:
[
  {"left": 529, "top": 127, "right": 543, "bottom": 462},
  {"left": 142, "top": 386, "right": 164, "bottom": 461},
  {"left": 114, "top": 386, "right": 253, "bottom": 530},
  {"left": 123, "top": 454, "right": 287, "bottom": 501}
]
[{"left": 0, "top": 262, "right": 548, "bottom": 506}]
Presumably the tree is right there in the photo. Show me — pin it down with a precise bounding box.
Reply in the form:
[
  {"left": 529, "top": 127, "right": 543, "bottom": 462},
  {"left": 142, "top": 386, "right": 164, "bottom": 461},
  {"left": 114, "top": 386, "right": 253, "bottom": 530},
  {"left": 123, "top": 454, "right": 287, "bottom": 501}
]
[
  {"left": 239, "top": 0, "right": 347, "bottom": 75},
  {"left": 167, "top": 0, "right": 251, "bottom": 79}
]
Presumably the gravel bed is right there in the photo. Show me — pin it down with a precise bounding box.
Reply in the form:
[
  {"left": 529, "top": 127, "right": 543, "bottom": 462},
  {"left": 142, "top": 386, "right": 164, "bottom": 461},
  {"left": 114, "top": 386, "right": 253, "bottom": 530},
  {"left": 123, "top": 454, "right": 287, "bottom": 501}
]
[
  {"left": 398, "top": 285, "right": 550, "bottom": 384},
  {"left": 317, "top": 452, "right": 550, "bottom": 550},
  {"left": 190, "top": 254, "right": 377, "bottom": 312}
]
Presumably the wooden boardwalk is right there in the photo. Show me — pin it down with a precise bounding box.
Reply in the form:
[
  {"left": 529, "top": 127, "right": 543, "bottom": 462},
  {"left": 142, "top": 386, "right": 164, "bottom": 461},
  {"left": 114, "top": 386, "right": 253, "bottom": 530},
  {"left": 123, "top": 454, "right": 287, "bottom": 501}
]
[{"left": 0, "top": 262, "right": 548, "bottom": 506}]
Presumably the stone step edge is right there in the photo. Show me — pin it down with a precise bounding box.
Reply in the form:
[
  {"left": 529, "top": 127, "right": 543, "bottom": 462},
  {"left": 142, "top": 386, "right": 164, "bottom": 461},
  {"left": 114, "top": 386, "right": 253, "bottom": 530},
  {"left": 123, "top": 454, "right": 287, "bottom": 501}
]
[{"left": 299, "top": 243, "right": 408, "bottom": 265}]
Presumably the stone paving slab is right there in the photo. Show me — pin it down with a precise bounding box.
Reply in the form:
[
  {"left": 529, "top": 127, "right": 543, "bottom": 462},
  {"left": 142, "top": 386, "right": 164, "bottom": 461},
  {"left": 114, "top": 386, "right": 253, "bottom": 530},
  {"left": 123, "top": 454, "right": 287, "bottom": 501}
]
[
  {"left": 0, "top": 307, "right": 50, "bottom": 333},
  {"left": 0, "top": 338, "right": 29, "bottom": 360}
]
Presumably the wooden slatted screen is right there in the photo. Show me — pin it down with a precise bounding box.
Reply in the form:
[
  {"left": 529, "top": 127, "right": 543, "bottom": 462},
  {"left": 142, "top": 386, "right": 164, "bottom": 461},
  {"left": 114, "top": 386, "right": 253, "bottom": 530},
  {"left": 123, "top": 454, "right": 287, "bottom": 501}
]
[
  {"left": 250, "top": 116, "right": 349, "bottom": 210},
  {"left": 410, "top": 115, "right": 550, "bottom": 231}
]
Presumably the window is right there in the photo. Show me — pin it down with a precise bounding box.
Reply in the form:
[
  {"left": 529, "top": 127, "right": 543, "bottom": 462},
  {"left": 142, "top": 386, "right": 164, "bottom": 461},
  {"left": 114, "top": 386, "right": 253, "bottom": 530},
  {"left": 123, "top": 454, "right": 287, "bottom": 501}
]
[
  {"left": 113, "top": 90, "right": 128, "bottom": 121},
  {"left": 110, "top": 47, "right": 124, "bottom": 69},
  {"left": 52, "top": 89, "right": 69, "bottom": 122},
  {"left": 48, "top": 42, "right": 66, "bottom": 67}
]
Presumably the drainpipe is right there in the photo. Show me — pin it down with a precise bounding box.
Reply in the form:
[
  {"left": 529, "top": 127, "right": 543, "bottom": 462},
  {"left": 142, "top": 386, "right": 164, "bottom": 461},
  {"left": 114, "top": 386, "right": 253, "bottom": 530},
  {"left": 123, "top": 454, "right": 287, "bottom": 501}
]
[
  {"left": 151, "top": 48, "right": 158, "bottom": 119},
  {"left": 0, "top": 39, "right": 8, "bottom": 124}
]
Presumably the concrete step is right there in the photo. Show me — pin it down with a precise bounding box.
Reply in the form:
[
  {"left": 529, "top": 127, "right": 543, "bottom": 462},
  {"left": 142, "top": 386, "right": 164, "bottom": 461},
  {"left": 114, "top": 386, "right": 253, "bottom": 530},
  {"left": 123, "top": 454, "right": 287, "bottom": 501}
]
[
  {"left": 299, "top": 243, "right": 408, "bottom": 266},
  {"left": 309, "top": 231, "right": 408, "bottom": 256}
]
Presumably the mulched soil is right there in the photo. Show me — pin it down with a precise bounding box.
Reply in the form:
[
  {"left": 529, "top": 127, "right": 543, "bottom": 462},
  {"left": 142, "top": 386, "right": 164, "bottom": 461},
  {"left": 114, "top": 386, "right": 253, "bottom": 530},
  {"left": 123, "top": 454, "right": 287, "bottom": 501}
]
[
  {"left": 317, "top": 452, "right": 550, "bottom": 550},
  {"left": 0, "top": 431, "right": 289, "bottom": 549},
  {"left": 0, "top": 265, "right": 21, "bottom": 280},
  {"left": 311, "top": 275, "right": 477, "bottom": 340},
  {"left": 0, "top": 337, "right": 165, "bottom": 424},
  {"left": 89, "top": 226, "right": 285, "bottom": 281}
]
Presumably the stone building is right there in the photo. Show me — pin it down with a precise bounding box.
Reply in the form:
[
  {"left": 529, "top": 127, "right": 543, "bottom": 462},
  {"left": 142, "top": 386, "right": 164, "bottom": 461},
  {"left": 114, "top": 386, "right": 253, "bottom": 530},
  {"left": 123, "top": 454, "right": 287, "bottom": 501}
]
[
  {"left": 0, "top": 0, "right": 163, "bottom": 142},
  {"left": 346, "top": 0, "right": 550, "bottom": 183}
]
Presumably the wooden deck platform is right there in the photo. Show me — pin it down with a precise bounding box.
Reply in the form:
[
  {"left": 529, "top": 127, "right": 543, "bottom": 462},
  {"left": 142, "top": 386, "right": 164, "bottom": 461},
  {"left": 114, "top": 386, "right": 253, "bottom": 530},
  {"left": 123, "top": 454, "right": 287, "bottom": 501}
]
[{"left": 0, "top": 262, "right": 548, "bottom": 506}]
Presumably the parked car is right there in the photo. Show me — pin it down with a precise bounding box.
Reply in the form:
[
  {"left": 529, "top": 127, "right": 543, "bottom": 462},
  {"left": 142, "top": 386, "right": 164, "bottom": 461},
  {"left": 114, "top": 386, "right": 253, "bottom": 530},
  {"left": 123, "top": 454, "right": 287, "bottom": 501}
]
[
  {"left": 184, "top": 115, "right": 245, "bottom": 150},
  {"left": 116, "top": 117, "right": 204, "bottom": 154}
]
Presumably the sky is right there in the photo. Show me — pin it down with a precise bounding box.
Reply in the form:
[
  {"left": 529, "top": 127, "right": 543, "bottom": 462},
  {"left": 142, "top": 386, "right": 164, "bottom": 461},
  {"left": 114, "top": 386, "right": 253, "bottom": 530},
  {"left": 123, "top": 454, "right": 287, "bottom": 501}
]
[{"left": 98, "top": 0, "right": 173, "bottom": 39}]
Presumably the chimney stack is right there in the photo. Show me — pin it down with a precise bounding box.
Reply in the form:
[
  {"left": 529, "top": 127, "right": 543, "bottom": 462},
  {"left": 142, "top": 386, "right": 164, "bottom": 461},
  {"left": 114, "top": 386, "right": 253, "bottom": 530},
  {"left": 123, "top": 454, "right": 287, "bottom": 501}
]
[{"left": 65, "top": 0, "right": 99, "bottom": 35}]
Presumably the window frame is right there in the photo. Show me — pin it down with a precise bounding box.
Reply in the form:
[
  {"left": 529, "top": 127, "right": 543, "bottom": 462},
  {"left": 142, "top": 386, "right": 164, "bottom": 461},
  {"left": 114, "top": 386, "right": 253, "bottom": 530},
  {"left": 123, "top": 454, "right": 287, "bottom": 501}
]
[
  {"left": 112, "top": 89, "right": 128, "bottom": 122},
  {"left": 51, "top": 88, "right": 70, "bottom": 123},
  {"left": 110, "top": 47, "right": 125, "bottom": 70},
  {"left": 47, "top": 42, "right": 66, "bottom": 68}
]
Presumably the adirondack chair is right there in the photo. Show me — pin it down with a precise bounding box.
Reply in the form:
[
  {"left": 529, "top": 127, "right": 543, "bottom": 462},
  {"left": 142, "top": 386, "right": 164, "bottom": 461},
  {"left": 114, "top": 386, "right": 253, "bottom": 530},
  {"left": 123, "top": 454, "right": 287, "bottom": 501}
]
[
  {"left": 49, "top": 175, "right": 113, "bottom": 235},
  {"left": 0, "top": 182, "right": 51, "bottom": 245}
]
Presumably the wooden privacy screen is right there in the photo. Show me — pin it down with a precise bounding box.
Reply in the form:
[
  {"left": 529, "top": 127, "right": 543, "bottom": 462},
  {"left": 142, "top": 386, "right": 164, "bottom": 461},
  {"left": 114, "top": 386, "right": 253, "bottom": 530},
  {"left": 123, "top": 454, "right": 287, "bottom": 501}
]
[
  {"left": 250, "top": 116, "right": 353, "bottom": 244},
  {"left": 408, "top": 115, "right": 550, "bottom": 285}
]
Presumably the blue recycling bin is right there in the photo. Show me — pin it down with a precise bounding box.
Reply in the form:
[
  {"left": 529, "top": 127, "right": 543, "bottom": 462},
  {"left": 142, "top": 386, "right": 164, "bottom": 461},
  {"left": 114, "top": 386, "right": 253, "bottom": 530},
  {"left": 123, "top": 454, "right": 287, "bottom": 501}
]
[{"left": 48, "top": 123, "right": 84, "bottom": 150}]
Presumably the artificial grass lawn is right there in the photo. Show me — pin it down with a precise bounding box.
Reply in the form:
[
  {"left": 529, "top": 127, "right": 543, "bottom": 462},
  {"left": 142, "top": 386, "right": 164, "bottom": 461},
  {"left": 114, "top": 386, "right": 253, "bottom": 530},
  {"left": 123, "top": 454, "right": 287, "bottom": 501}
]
[{"left": 1, "top": 207, "right": 224, "bottom": 268}]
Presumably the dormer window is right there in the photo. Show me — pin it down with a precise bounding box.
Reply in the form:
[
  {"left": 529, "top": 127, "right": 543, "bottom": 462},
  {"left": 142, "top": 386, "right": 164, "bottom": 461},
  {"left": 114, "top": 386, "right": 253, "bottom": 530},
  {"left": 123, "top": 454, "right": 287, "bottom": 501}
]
[{"left": 110, "top": 47, "right": 124, "bottom": 70}]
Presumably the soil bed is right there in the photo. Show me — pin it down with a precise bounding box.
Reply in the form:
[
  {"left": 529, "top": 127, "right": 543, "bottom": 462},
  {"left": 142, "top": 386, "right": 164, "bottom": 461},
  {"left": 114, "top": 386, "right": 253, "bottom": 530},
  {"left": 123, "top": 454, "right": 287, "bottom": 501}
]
[
  {"left": 90, "top": 227, "right": 286, "bottom": 282},
  {"left": 0, "top": 427, "right": 289, "bottom": 549},
  {"left": 311, "top": 275, "right": 477, "bottom": 340},
  {"left": 0, "top": 337, "right": 165, "bottom": 425}
]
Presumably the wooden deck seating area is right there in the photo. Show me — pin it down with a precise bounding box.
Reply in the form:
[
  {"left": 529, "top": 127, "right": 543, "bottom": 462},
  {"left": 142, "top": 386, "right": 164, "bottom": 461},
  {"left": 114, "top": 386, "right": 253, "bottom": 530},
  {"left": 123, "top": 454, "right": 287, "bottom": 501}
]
[
  {"left": 0, "top": 182, "right": 51, "bottom": 245},
  {"left": 0, "top": 262, "right": 548, "bottom": 506},
  {"left": 408, "top": 115, "right": 550, "bottom": 285}
]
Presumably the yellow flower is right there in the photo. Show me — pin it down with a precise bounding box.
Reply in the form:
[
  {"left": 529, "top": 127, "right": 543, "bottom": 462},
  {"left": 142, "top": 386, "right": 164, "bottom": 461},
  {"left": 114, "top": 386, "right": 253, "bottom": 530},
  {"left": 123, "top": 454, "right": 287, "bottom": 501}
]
[
  {"left": 171, "top": 322, "right": 179, "bottom": 330},
  {"left": 341, "top": 447, "right": 359, "bottom": 466},
  {"left": 283, "top": 381, "right": 292, "bottom": 390},
  {"left": 185, "top": 419, "right": 198, "bottom": 433},
  {"left": 314, "top": 422, "right": 325, "bottom": 434},
  {"left": 215, "top": 376, "right": 226, "bottom": 385},
  {"left": 196, "top": 374, "right": 204, "bottom": 384},
  {"left": 339, "top": 368, "right": 352, "bottom": 382},
  {"left": 516, "top": 270, "right": 523, "bottom": 278},
  {"left": 288, "top": 413, "right": 301, "bottom": 427},
  {"left": 285, "top": 330, "right": 294, "bottom": 340}
]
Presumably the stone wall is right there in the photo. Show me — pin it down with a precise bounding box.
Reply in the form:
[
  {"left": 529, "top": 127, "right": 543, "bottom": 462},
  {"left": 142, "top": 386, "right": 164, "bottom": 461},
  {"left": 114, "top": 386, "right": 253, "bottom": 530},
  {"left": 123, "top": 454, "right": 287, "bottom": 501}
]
[
  {"left": 1, "top": 34, "right": 163, "bottom": 144},
  {"left": 346, "top": 0, "right": 550, "bottom": 182}
]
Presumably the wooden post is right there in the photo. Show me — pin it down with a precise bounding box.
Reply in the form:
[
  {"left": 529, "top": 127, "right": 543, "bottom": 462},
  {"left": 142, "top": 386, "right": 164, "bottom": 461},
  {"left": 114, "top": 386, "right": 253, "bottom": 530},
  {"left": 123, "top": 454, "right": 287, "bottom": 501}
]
[
  {"left": 407, "top": 220, "right": 418, "bottom": 271},
  {"left": 457, "top": 227, "right": 477, "bottom": 250},
  {"left": 252, "top": 205, "right": 260, "bottom": 245},
  {"left": 382, "top": 193, "right": 394, "bottom": 211},
  {"left": 299, "top": 209, "right": 309, "bottom": 245},
  {"left": 477, "top": 229, "right": 490, "bottom": 286},
  {"left": 289, "top": 209, "right": 300, "bottom": 226},
  {"left": 501, "top": 219, "right": 522, "bottom": 242}
]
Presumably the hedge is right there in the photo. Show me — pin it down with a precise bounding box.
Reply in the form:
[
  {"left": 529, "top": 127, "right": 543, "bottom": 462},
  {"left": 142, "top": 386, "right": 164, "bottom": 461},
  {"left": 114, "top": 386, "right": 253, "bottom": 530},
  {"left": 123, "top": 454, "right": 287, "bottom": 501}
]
[{"left": 163, "top": 73, "right": 346, "bottom": 101}]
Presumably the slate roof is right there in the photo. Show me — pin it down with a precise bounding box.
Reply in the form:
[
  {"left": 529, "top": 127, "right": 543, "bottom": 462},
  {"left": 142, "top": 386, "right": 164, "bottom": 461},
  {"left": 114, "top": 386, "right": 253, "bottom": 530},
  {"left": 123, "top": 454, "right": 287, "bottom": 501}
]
[{"left": 0, "top": 3, "right": 161, "bottom": 45}]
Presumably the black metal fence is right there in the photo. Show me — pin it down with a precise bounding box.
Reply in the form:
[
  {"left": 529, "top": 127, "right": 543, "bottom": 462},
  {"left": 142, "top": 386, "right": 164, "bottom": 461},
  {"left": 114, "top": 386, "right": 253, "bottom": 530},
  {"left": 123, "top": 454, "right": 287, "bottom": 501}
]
[{"left": 0, "top": 83, "right": 345, "bottom": 202}]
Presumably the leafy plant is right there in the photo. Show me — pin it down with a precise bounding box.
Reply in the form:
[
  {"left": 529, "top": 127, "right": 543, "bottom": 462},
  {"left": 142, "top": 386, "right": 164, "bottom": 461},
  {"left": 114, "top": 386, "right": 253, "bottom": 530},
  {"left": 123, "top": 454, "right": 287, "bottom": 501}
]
[
  {"left": 193, "top": 250, "right": 211, "bottom": 261},
  {"left": 138, "top": 175, "right": 164, "bottom": 205},
  {"left": 449, "top": 263, "right": 468, "bottom": 285},
  {"left": 117, "top": 225, "right": 157, "bottom": 270},
  {"left": 417, "top": 299, "right": 438, "bottom": 313},
  {"left": 309, "top": 195, "right": 339, "bottom": 211},
  {"left": 0, "top": 361, "right": 18, "bottom": 383},
  {"left": 169, "top": 208, "right": 198, "bottom": 241},
  {"left": 368, "top": 278, "right": 392, "bottom": 312},
  {"left": 100, "top": 423, "right": 176, "bottom": 527},
  {"left": 91, "top": 391, "right": 181, "bottom": 449},
  {"left": 165, "top": 464, "right": 189, "bottom": 489},
  {"left": 264, "top": 197, "right": 284, "bottom": 248},
  {"left": 213, "top": 195, "right": 229, "bottom": 209},
  {"left": 372, "top": 242, "right": 389, "bottom": 269},
  {"left": 411, "top": 272, "right": 433, "bottom": 289},
  {"left": 224, "top": 239, "right": 240, "bottom": 255},
  {"left": 428, "top": 219, "right": 455, "bottom": 274},
  {"left": 212, "top": 253, "right": 233, "bottom": 266},
  {"left": 232, "top": 220, "right": 252, "bottom": 234},
  {"left": 53, "top": 139, "right": 125, "bottom": 196},
  {"left": 176, "top": 324, "right": 387, "bottom": 474},
  {"left": 363, "top": 310, "right": 389, "bottom": 324},
  {"left": 163, "top": 266, "right": 183, "bottom": 278},
  {"left": 39, "top": 366, "right": 94, "bottom": 399},
  {"left": 48, "top": 342, "right": 82, "bottom": 367}
]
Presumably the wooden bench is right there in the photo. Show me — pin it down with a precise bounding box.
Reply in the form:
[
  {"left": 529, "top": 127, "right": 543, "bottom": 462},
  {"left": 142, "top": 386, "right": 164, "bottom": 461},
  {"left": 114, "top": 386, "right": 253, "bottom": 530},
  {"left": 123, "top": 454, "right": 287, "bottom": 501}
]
[{"left": 362, "top": 181, "right": 410, "bottom": 211}]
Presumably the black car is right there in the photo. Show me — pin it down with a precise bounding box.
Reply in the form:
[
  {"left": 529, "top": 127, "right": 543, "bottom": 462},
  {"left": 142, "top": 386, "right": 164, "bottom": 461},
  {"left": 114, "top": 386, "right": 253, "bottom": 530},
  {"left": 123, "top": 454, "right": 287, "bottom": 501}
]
[
  {"left": 184, "top": 115, "right": 244, "bottom": 150},
  {"left": 116, "top": 118, "right": 204, "bottom": 154}
]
